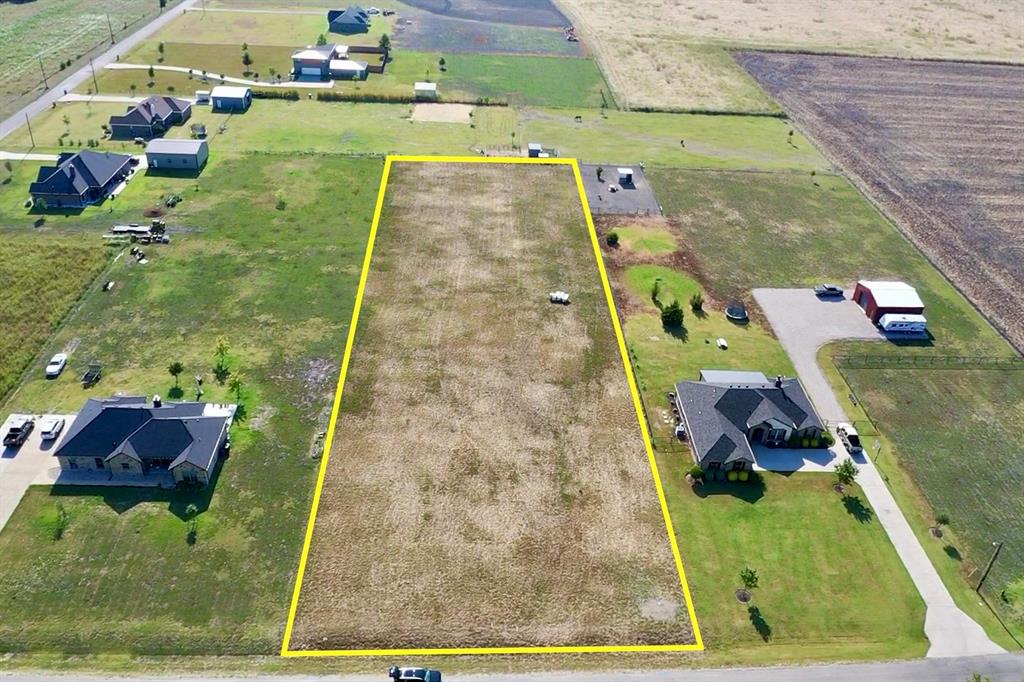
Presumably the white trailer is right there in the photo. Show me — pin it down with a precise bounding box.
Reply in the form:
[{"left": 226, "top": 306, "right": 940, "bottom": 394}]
[{"left": 879, "top": 313, "right": 928, "bottom": 333}]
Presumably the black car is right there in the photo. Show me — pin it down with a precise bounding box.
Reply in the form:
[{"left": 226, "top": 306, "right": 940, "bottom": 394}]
[
  {"left": 388, "top": 666, "right": 442, "bottom": 682},
  {"left": 3, "top": 416, "right": 35, "bottom": 447},
  {"left": 814, "top": 283, "right": 844, "bottom": 297}
]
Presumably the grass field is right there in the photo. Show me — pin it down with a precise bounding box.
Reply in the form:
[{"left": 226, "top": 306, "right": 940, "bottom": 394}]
[
  {"left": 150, "top": 10, "right": 344, "bottom": 48},
  {"left": 288, "top": 161, "right": 695, "bottom": 651},
  {"left": 556, "top": 0, "right": 1023, "bottom": 111},
  {"left": 0, "top": 0, "right": 179, "bottom": 120},
  {"left": 840, "top": 368, "right": 1024, "bottom": 631},
  {"left": 593, "top": 215, "right": 927, "bottom": 658},
  {"left": 0, "top": 235, "right": 110, "bottom": 404},
  {"left": 648, "top": 169, "right": 1011, "bottom": 356},
  {"left": 0, "top": 153, "right": 380, "bottom": 654}
]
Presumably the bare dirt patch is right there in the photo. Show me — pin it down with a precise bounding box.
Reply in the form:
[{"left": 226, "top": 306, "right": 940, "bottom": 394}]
[
  {"left": 410, "top": 103, "right": 474, "bottom": 123},
  {"left": 289, "top": 162, "right": 695, "bottom": 651},
  {"left": 737, "top": 52, "right": 1024, "bottom": 352}
]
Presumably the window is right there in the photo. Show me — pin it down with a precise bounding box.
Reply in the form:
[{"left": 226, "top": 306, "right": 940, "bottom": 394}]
[
  {"left": 94, "top": 457, "right": 104, "bottom": 469},
  {"left": 121, "top": 462, "right": 131, "bottom": 471},
  {"left": 767, "top": 427, "right": 787, "bottom": 443},
  {"left": 69, "top": 460, "right": 79, "bottom": 470}
]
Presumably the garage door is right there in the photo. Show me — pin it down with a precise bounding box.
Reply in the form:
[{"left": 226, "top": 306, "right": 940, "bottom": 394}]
[{"left": 301, "top": 67, "right": 321, "bottom": 76}]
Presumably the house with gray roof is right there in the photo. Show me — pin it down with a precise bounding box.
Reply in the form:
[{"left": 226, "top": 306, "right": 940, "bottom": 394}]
[
  {"left": 28, "top": 150, "right": 132, "bottom": 209},
  {"left": 328, "top": 5, "right": 370, "bottom": 33},
  {"left": 673, "top": 370, "right": 824, "bottom": 471},
  {"left": 55, "top": 395, "right": 235, "bottom": 486},
  {"left": 108, "top": 96, "right": 192, "bottom": 140}
]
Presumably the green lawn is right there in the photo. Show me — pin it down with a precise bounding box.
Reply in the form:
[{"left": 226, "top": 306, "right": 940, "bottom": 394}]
[
  {"left": 149, "top": 10, "right": 348, "bottom": 47},
  {"left": 648, "top": 169, "right": 1011, "bottom": 355},
  {"left": 0, "top": 153, "right": 380, "bottom": 653},
  {"left": 0, "top": 233, "right": 110, "bottom": 404},
  {"left": 4, "top": 101, "right": 136, "bottom": 152},
  {"left": 520, "top": 109, "right": 826, "bottom": 171},
  {"left": 838, "top": 368, "right": 1024, "bottom": 639},
  {"left": 440, "top": 53, "right": 610, "bottom": 107}
]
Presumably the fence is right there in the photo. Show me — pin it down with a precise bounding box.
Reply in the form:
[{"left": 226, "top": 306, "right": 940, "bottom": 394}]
[{"left": 834, "top": 354, "right": 1024, "bottom": 370}]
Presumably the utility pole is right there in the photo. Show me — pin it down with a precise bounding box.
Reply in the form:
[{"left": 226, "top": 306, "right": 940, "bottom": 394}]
[
  {"left": 106, "top": 14, "right": 115, "bottom": 43},
  {"left": 89, "top": 57, "right": 99, "bottom": 94},
  {"left": 25, "top": 113, "right": 35, "bottom": 148},
  {"left": 976, "top": 541, "right": 1003, "bottom": 592},
  {"left": 38, "top": 56, "right": 48, "bottom": 89}
]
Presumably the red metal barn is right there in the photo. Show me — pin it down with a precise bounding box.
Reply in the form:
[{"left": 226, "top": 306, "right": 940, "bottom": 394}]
[{"left": 853, "top": 280, "right": 925, "bottom": 323}]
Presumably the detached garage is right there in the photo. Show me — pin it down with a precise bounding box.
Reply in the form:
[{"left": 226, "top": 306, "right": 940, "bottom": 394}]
[
  {"left": 853, "top": 280, "right": 925, "bottom": 323},
  {"left": 145, "top": 138, "right": 209, "bottom": 172}
]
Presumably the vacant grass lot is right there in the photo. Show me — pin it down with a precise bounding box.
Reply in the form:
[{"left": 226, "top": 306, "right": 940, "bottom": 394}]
[
  {"left": 290, "top": 162, "right": 694, "bottom": 650},
  {"left": 0, "top": 153, "right": 380, "bottom": 654},
  {"left": 0, "top": 235, "right": 110, "bottom": 404},
  {"left": 595, "top": 217, "right": 927, "bottom": 659},
  {"left": 3, "top": 102, "right": 139, "bottom": 153},
  {"left": 841, "top": 368, "right": 1024, "bottom": 631},
  {"left": 0, "top": 0, "right": 177, "bottom": 119},
  {"left": 151, "top": 10, "right": 342, "bottom": 47},
  {"left": 648, "top": 169, "right": 1010, "bottom": 356},
  {"left": 519, "top": 109, "right": 825, "bottom": 171}
]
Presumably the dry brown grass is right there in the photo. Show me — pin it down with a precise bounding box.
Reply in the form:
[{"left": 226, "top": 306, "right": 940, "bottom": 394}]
[
  {"left": 289, "top": 162, "right": 695, "bottom": 651},
  {"left": 555, "top": 0, "right": 1024, "bottom": 111}
]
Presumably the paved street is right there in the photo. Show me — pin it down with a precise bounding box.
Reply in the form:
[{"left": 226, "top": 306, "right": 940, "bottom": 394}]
[
  {"left": 0, "top": 0, "right": 200, "bottom": 144},
  {"left": 2, "top": 654, "right": 1024, "bottom": 682},
  {"left": 753, "top": 287, "right": 1004, "bottom": 658}
]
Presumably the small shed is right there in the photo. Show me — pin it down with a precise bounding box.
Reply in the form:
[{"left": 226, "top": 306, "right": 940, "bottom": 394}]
[
  {"left": 528, "top": 142, "right": 544, "bottom": 158},
  {"left": 210, "top": 85, "right": 252, "bottom": 112},
  {"left": 617, "top": 167, "right": 633, "bottom": 185},
  {"left": 145, "top": 138, "right": 209, "bottom": 171},
  {"left": 414, "top": 81, "right": 438, "bottom": 101},
  {"left": 853, "top": 280, "right": 924, "bottom": 323},
  {"left": 195, "top": 90, "right": 210, "bottom": 104}
]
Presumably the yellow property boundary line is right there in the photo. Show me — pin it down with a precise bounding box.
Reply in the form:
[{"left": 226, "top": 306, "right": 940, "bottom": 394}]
[{"left": 280, "top": 155, "right": 704, "bottom": 657}]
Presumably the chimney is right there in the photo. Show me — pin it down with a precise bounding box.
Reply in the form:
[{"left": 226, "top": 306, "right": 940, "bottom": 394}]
[
  {"left": 775, "top": 375, "right": 783, "bottom": 388},
  {"left": 68, "top": 164, "right": 76, "bottom": 179},
  {"left": 153, "top": 395, "right": 162, "bottom": 408}
]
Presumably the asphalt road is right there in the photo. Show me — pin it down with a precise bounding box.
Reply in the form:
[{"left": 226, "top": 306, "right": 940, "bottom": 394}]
[
  {"left": 3, "top": 654, "right": 1024, "bottom": 681},
  {"left": 0, "top": 0, "right": 199, "bottom": 144}
]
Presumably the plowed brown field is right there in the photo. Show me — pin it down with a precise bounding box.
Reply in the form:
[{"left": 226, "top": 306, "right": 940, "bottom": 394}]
[{"left": 737, "top": 53, "right": 1024, "bottom": 351}]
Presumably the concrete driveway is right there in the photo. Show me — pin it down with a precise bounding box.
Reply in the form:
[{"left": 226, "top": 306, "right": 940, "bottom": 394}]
[
  {"left": 0, "top": 413, "right": 76, "bottom": 533},
  {"left": 752, "top": 443, "right": 845, "bottom": 472},
  {"left": 753, "top": 288, "right": 1002, "bottom": 658}
]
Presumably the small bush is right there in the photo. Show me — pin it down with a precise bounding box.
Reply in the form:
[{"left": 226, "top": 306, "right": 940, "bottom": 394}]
[
  {"left": 801, "top": 437, "right": 810, "bottom": 448},
  {"left": 690, "top": 291, "right": 704, "bottom": 312},
  {"left": 738, "top": 470, "right": 749, "bottom": 482},
  {"left": 809, "top": 437, "right": 820, "bottom": 448},
  {"left": 821, "top": 431, "right": 835, "bottom": 446},
  {"left": 661, "top": 300, "right": 684, "bottom": 328},
  {"left": 935, "top": 512, "right": 951, "bottom": 527},
  {"left": 727, "top": 471, "right": 738, "bottom": 482},
  {"left": 606, "top": 231, "right": 619, "bottom": 247},
  {"left": 688, "top": 465, "right": 704, "bottom": 479}
]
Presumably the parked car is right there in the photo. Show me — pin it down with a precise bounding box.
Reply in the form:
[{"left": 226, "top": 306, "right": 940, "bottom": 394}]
[
  {"left": 45, "top": 353, "right": 68, "bottom": 378},
  {"left": 388, "top": 666, "right": 442, "bottom": 682},
  {"left": 814, "top": 283, "right": 845, "bottom": 298},
  {"left": 3, "top": 416, "right": 35, "bottom": 447},
  {"left": 39, "top": 416, "right": 66, "bottom": 441},
  {"left": 836, "top": 422, "right": 863, "bottom": 454}
]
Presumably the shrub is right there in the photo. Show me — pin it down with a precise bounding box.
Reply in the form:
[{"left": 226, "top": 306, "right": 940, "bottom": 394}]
[
  {"left": 740, "top": 566, "right": 759, "bottom": 591},
  {"left": 661, "top": 300, "right": 684, "bottom": 328},
  {"left": 801, "top": 437, "right": 810, "bottom": 448},
  {"left": 727, "top": 471, "right": 738, "bottom": 482},
  {"left": 252, "top": 89, "right": 300, "bottom": 101},
  {"left": 738, "top": 470, "right": 749, "bottom": 482},
  {"left": 688, "top": 465, "right": 704, "bottom": 479},
  {"left": 821, "top": 431, "right": 835, "bottom": 446},
  {"left": 690, "top": 291, "right": 704, "bottom": 312},
  {"left": 606, "top": 231, "right": 619, "bottom": 247},
  {"left": 809, "top": 437, "right": 820, "bottom": 448},
  {"left": 935, "top": 512, "right": 951, "bottom": 527}
]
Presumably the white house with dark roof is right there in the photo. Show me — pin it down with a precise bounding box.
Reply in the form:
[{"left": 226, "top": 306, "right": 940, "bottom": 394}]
[
  {"left": 55, "top": 396, "right": 235, "bottom": 486},
  {"left": 673, "top": 370, "right": 824, "bottom": 471}
]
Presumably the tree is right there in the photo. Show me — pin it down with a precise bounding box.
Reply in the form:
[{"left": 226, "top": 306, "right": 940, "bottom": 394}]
[
  {"left": 651, "top": 279, "right": 661, "bottom": 305},
  {"left": 228, "top": 373, "right": 245, "bottom": 402},
  {"left": 316, "top": 33, "right": 327, "bottom": 46},
  {"left": 148, "top": 64, "right": 155, "bottom": 78},
  {"left": 740, "top": 567, "right": 759, "bottom": 591},
  {"left": 242, "top": 51, "right": 253, "bottom": 72},
  {"left": 438, "top": 56, "right": 446, "bottom": 69},
  {"left": 689, "top": 291, "right": 704, "bottom": 312},
  {"left": 185, "top": 503, "right": 198, "bottom": 543},
  {"left": 661, "top": 300, "right": 684, "bottom": 328},
  {"left": 159, "top": 0, "right": 167, "bottom": 9},
  {"left": 158, "top": 42, "right": 165, "bottom": 55},
  {"left": 129, "top": 83, "right": 137, "bottom": 96},
  {"left": 241, "top": 42, "right": 249, "bottom": 52},
  {"left": 215, "top": 337, "right": 229, "bottom": 367},
  {"left": 379, "top": 33, "right": 391, "bottom": 50},
  {"left": 606, "top": 231, "right": 619, "bottom": 247},
  {"left": 935, "top": 512, "right": 951, "bottom": 527},
  {"left": 62, "top": 113, "right": 70, "bottom": 130},
  {"left": 4, "top": 160, "right": 13, "bottom": 177},
  {"left": 835, "top": 458, "right": 859, "bottom": 487},
  {"left": 168, "top": 361, "right": 184, "bottom": 386},
  {"left": 596, "top": 165, "right": 604, "bottom": 181}
]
